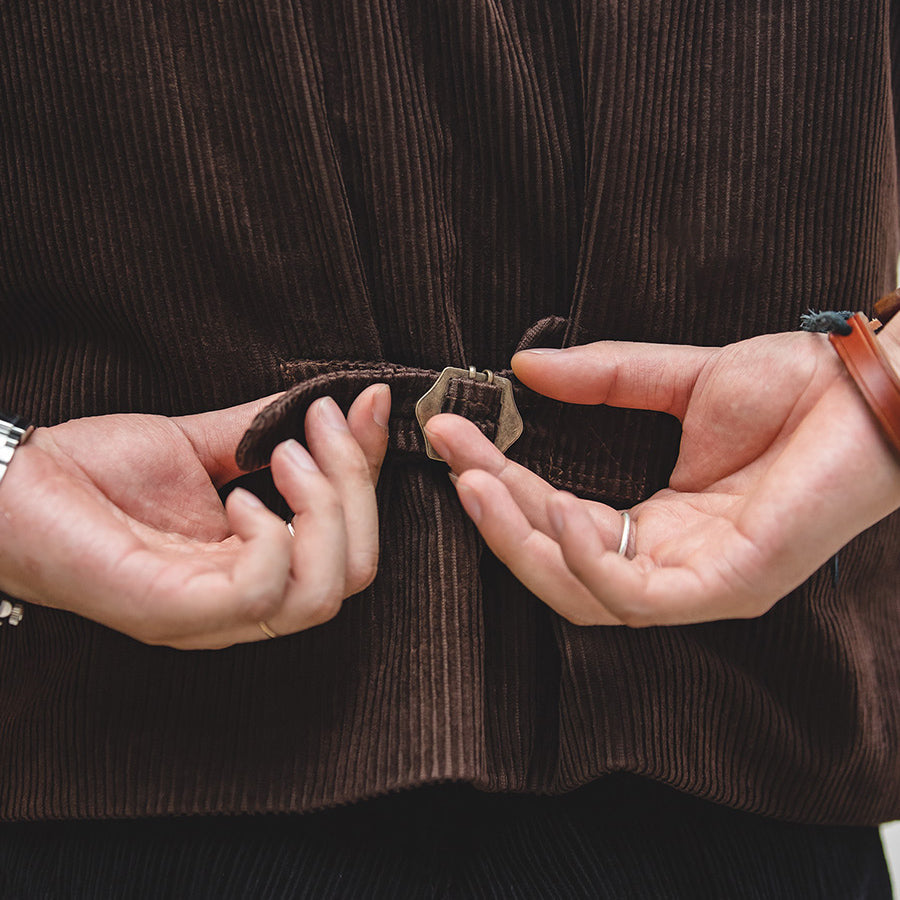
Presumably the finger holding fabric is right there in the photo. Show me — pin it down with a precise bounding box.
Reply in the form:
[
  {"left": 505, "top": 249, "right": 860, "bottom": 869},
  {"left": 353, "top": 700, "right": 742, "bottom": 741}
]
[
  {"left": 424, "top": 416, "right": 625, "bottom": 625},
  {"left": 0, "top": 384, "right": 390, "bottom": 649},
  {"left": 426, "top": 331, "right": 900, "bottom": 626},
  {"left": 261, "top": 388, "right": 389, "bottom": 638}
]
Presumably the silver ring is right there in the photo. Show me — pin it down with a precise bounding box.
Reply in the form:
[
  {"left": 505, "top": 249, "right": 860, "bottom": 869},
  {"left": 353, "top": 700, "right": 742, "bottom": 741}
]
[
  {"left": 286, "top": 520, "right": 295, "bottom": 537},
  {"left": 617, "top": 512, "right": 632, "bottom": 557}
]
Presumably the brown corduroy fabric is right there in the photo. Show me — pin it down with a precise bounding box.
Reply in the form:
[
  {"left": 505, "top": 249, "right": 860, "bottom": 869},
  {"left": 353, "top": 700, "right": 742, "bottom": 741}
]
[{"left": 1, "top": 1, "right": 900, "bottom": 825}]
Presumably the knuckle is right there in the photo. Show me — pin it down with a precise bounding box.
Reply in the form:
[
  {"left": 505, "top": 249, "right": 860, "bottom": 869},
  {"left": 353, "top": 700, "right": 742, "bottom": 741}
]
[
  {"left": 244, "top": 586, "right": 284, "bottom": 624},
  {"left": 315, "top": 487, "right": 344, "bottom": 519},
  {"left": 305, "top": 588, "right": 344, "bottom": 627},
  {"left": 346, "top": 550, "right": 379, "bottom": 595},
  {"left": 273, "top": 527, "right": 294, "bottom": 558},
  {"left": 134, "top": 622, "right": 185, "bottom": 648},
  {"left": 617, "top": 601, "right": 654, "bottom": 628},
  {"left": 346, "top": 447, "right": 371, "bottom": 479},
  {"left": 280, "top": 568, "right": 347, "bottom": 630},
  {"left": 125, "top": 603, "right": 184, "bottom": 647},
  {"left": 136, "top": 629, "right": 171, "bottom": 647}
]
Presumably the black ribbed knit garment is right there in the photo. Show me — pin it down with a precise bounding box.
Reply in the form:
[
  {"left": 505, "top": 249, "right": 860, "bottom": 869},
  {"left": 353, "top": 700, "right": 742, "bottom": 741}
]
[{"left": 2, "top": 0, "right": 900, "bottom": 836}]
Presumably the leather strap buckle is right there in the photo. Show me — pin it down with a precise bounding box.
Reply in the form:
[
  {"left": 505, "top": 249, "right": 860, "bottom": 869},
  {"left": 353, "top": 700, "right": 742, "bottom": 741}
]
[{"left": 415, "top": 366, "right": 524, "bottom": 462}]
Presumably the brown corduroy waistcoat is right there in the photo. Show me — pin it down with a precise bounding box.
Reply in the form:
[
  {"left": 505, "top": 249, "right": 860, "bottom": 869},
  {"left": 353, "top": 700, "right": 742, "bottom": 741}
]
[{"left": 2, "top": 1, "right": 900, "bottom": 826}]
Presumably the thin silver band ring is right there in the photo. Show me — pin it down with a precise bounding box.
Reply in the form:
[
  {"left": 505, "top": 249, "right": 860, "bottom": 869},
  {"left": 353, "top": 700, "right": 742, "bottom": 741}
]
[{"left": 617, "top": 512, "right": 632, "bottom": 557}]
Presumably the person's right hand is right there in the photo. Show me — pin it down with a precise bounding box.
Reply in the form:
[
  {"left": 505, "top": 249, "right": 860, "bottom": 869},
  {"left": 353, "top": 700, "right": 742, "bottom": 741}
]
[
  {"left": 425, "top": 331, "right": 900, "bottom": 627},
  {"left": 0, "top": 385, "right": 390, "bottom": 649}
]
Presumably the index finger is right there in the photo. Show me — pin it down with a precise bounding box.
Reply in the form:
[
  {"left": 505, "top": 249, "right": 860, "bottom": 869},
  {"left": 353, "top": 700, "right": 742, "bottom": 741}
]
[{"left": 424, "top": 413, "right": 624, "bottom": 543}]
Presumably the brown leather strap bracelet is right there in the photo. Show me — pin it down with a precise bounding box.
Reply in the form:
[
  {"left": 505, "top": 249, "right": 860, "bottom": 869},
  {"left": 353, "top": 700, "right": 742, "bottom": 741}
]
[{"left": 829, "top": 299, "right": 900, "bottom": 457}]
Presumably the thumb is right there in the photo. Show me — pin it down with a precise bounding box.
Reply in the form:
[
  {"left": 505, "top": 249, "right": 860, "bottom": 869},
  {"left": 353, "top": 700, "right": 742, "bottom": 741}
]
[
  {"left": 511, "top": 341, "right": 718, "bottom": 419},
  {"left": 174, "top": 393, "right": 284, "bottom": 486}
]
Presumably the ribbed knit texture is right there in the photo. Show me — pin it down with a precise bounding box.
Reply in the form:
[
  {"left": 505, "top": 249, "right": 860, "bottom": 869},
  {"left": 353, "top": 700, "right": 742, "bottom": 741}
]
[
  {"left": 0, "top": 779, "right": 893, "bottom": 898},
  {"left": 1, "top": 1, "right": 900, "bottom": 825}
]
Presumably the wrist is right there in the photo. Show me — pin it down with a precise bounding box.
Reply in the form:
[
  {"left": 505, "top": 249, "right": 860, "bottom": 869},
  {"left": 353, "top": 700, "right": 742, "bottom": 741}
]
[
  {"left": 801, "top": 294, "right": 900, "bottom": 461},
  {"left": 876, "top": 309, "right": 900, "bottom": 368},
  {"left": 0, "top": 411, "right": 36, "bottom": 628},
  {"left": 0, "top": 411, "right": 34, "bottom": 488},
  {"left": 834, "top": 287, "right": 900, "bottom": 460}
]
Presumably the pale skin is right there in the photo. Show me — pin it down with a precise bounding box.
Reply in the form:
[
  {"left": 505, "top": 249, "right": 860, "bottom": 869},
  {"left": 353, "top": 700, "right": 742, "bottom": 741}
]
[
  {"left": 426, "top": 325, "right": 900, "bottom": 627},
  {"left": 2, "top": 326, "right": 900, "bottom": 647},
  {"left": 0, "top": 384, "right": 391, "bottom": 649}
]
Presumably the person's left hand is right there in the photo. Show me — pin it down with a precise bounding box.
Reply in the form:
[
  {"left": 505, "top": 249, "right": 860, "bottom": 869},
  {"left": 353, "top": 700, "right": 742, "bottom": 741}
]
[{"left": 423, "top": 331, "right": 900, "bottom": 626}]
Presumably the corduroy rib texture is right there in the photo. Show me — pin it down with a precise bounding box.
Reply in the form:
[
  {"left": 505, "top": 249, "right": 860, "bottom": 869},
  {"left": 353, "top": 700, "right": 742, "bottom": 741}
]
[
  {"left": 1, "top": 1, "right": 900, "bottom": 825},
  {"left": 0, "top": 779, "right": 893, "bottom": 898}
]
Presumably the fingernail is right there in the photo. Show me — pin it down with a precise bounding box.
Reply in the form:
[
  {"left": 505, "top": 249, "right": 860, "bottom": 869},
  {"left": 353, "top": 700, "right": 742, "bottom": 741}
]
[
  {"left": 456, "top": 481, "right": 482, "bottom": 523},
  {"left": 317, "top": 396, "right": 349, "bottom": 431},
  {"left": 517, "top": 348, "right": 563, "bottom": 355},
  {"left": 372, "top": 384, "right": 390, "bottom": 431},
  {"left": 547, "top": 498, "right": 566, "bottom": 536},
  {"left": 282, "top": 438, "right": 318, "bottom": 471},
  {"left": 424, "top": 423, "right": 451, "bottom": 462},
  {"left": 231, "top": 487, "right": 265, "bottom": 510},
  {"left": 448, "top": 471, "right": 459, "bottom": 486}
]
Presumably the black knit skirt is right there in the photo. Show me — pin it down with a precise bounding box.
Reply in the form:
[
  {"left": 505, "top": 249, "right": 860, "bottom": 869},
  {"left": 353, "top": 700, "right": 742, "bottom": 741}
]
[{"left": 0, "top": 776, "right": 891, "bottom": 899}]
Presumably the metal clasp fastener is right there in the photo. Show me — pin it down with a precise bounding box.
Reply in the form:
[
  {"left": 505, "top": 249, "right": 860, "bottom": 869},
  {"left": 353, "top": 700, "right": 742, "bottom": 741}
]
[
  {"left": 415, "top": 366, "right": 524, "bottom": 462},
  {"left": 0, "top": 599, "right": 23, "bottom": 627}
]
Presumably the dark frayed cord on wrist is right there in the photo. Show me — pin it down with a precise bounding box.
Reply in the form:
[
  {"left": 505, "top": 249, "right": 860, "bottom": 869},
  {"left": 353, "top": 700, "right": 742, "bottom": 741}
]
[{"left": 799, "top": 310, "right": 854, "bottom": 335}]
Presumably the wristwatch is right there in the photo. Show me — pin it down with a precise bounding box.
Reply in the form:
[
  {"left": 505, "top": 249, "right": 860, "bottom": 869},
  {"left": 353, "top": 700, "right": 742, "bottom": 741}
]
[
  {"left": 0, "top": 411, "right": 32, "bottom": 627},
  {"left": 0, "top": 410, "right": 34, "bottom": 487}
]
